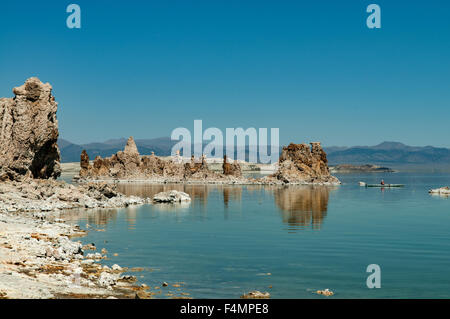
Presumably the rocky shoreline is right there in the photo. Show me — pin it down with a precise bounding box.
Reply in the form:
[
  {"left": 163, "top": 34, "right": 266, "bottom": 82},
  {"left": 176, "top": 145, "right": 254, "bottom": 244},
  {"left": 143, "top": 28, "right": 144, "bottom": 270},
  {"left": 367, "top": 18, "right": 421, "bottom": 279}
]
[
  {"left": 0, "top": 209, "right": 153, "bottom": 299},
  {"left": 0, "top": 179, "right": 156, "bottom": 299},
  {"left": 0, "top": 179, "right": 157, "bottom": 298},
  {"left": 0, "top": 180, "right": 149, "bottom": 214}
]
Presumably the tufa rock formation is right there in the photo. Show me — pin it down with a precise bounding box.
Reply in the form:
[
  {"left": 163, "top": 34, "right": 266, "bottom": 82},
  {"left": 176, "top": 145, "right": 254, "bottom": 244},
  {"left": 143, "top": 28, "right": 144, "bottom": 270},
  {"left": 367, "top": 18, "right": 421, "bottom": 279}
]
[
  {"left": 222, "top": 155, "right": 232, "bottom": 175},
  {"left": 123, "top": 136, "right": 139, "bottom": 156},
  {"left": 222, "top": 155, "right": 242, "bottom": 177},
  {"left": 78, "top": 139, "right": 233, "bottom": 182},
  {"left": 79, "top": 150, "right": 90, "bottom": 178},
  {"left": 270, "top": 142, "right": 339, "bottom": 184},
  {"left": 79, "top": 137, "right": 190, "bottom": 179},
  {"left": 78, "top": 139, "right": 338, "bottom": 185},
  {"left": 183, "top": 154, "right": 215, "bottom": 179},
  {"left": 0, "top": 78, "right": 61, "bottom": 181}
]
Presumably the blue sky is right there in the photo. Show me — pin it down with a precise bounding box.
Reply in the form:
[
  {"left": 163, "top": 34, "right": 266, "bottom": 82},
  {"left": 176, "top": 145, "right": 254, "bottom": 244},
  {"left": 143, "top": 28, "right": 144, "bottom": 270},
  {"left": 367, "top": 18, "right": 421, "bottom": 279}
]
[{"left": 0, "top": 1, "right": 449, "bottom": 147}]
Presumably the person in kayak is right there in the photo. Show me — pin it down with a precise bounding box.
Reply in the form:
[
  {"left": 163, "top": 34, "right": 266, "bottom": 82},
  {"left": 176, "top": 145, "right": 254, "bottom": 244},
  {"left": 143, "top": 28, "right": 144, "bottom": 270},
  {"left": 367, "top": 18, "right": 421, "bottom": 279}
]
[{"left": 381, "top": 179, "right": 385, "bottom": 185}]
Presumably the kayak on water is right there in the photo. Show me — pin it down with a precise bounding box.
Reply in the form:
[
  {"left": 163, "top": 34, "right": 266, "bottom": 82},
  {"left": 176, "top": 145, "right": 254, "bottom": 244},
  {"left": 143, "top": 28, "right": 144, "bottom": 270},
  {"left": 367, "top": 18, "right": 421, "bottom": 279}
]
[
  {"left": 359, "top": 182, "right": 404, "bottom": 188},
  {"left": 366, "top": 184, "right": 404, "bottom": 188}
]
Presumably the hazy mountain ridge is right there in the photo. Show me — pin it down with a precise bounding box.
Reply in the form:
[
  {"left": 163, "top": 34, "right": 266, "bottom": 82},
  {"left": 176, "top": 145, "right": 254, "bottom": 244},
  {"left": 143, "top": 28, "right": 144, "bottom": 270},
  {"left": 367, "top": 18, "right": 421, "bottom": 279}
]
[
  {"left": 324, "top": 141, "right": 450, "bottom": 166},
  {"left": 58, "top": 137, "right": 176, "bottom": 163},
  {"left": 58, "top": 139, "right": 450, "bottom": 169}
]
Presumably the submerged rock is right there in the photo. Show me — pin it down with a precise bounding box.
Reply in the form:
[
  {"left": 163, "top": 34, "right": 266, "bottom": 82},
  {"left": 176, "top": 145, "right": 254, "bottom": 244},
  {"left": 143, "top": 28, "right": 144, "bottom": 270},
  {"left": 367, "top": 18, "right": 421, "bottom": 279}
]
[
  {"left": 153, "top": 190, "right": 191, "bottom": 203},
  {"left": 429, "top": 187, "right": 450, "bottom": 195},
  {"left": 0, "top": 78, "right": 61, "bottom": 181},
  {"left": 241, "top": 291, "right": 271, "bottom": 299},
  {"left": 316, "top": 288, "right": 334, "bottom": 296}
]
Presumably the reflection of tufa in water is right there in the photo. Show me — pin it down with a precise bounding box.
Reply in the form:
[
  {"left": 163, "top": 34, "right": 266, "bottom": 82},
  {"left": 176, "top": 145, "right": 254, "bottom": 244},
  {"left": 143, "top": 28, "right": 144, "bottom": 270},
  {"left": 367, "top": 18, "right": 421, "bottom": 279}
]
[
  {"left": 222, "top": 186, "right": 243, "bottom": 208},
  {"left": 115, "top": 183, "right": 333, "bottom": 230},
  {"left": 59, "top": 208, "right": 119, "bottom": 227},
  {"left": 273, "top": 186, "right": 334, "bottom": 230},
  {"left": 103, "top": 184, "right": 336, "bottom": 230}
]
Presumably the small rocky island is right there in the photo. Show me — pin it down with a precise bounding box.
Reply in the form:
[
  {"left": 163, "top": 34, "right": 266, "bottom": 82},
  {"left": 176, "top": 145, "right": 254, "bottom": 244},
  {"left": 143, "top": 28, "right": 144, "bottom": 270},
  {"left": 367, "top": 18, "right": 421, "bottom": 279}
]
[
  {"left": 76, "top": 138, "right": 340, "bottom": 185},
  {"left": 330, "top": 164, "right": 395, "bottom": 174}
]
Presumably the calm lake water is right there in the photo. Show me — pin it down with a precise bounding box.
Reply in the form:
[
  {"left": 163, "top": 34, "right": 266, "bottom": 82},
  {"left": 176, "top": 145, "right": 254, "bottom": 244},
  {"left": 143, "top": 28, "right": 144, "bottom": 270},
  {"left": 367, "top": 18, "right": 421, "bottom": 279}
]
[{"left": 62, "top": 173, "right": 450, "bottom": 298}]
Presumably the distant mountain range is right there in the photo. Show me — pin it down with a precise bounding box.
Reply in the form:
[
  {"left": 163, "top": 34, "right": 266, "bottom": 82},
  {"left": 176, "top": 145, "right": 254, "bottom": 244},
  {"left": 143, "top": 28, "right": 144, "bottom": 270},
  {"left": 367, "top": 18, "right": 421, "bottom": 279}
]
[
  {"left": 58, "top": 139, "right": 450, "bottom": 169},
  {"left": 325, "top": 142, "right": 450, "bottom": 168},
  {"left": 58, "top": 137, "right": 176, "bottom": 163}
]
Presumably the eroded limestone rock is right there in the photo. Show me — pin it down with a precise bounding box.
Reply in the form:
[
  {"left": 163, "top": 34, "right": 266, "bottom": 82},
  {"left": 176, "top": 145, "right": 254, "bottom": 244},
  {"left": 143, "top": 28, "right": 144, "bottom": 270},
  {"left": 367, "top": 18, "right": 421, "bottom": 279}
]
[
  {"left": 270, "top": 142, "right": 339, "bottom": 184},
  {"left": 79, "top": 150, "right": 90, "bottom": 177},
  {"left": 183, "top": 155, "right": 215, "bottom": 179},
  {"left": 0, "top": 78, "right": 61, "bottom": 181},
  {"left": 80, "top": 139, "right": 218, "bottom": 181},
  {"left": 222, "top": 155, "right": 242, "bottom": 177},
  {"left": 77, "top": 139, "right": 339, "bottom": 185}
]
